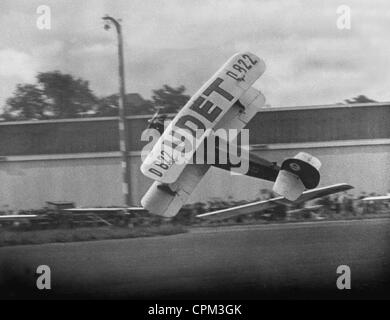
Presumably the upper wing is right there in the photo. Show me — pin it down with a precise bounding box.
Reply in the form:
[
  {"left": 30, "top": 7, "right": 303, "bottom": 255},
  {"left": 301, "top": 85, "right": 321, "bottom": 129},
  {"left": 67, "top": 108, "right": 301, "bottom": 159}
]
[
  {"left": 141, "top": 87, "right": 267, "bottom": 218},
  {"left": 141, "top": 52, "right": 266, "bottom": 184},
  {"left": 196, "top": 183, "right": 353, "bottom": 220}
]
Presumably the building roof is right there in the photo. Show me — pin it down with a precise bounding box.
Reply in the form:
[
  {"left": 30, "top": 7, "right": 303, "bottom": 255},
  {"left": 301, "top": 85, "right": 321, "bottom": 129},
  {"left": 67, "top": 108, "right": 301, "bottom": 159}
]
[{"left": 0, "top": 102, "right": 389, "bottom": 156}]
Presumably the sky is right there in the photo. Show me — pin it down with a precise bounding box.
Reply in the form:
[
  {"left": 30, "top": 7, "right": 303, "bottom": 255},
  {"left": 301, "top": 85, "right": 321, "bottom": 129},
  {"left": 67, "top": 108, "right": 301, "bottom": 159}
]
[{"left": 0, "top": 0, "right": 389, "bottom": 112}]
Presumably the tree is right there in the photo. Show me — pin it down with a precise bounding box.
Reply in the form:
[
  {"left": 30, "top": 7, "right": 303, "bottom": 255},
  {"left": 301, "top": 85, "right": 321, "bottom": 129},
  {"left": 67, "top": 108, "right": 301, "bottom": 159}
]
[
  {"left": 95, "top": 93, "right": 154, "bottom": 116},
  {"left": 96, "top": 85, "right": 190, "bottom": 116},
  {"left": 2, "top": 74, "right": 191, "bottom": 120},
  {"left": 3, "top": 84, "right": 49, "bottom": 120},
  {"left": 37, "top": 71, "right": 97, "bottom": 118},
  {"left": 2, "top": 71, "right": 98, "bottom": 120},
  {"left": 95, "top": 94, "right": 120, "bottom": 117},
  {"left": 344, "top": 95, "right": 377, "bottom": 104},
  {"left": 151, "top": 85, "right": 190, "bottom": 114}
]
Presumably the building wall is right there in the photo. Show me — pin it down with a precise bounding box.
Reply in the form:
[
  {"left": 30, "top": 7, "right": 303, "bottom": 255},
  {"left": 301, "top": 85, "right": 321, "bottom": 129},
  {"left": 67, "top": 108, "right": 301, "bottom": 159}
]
[
  {"left": 0, "top": 103, "right": 389, "bottom": 210},
  {"left": 2, "top": 103, "right": 390, "bottom": 156},
  {"left": 1, "top": 142, "right": 389, "bottom": 210}
]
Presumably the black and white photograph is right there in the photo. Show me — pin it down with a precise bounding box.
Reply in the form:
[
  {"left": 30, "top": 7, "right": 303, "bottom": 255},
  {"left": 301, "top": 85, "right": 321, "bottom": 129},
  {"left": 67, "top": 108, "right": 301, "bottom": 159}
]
[{"left": 0, "top": 0, "right": 389, "bottom": 305}]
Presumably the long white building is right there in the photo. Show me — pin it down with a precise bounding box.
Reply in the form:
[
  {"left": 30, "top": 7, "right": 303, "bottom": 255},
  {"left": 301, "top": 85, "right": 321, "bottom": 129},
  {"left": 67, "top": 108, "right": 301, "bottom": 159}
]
[{"left": 0, "top": 102, "right": 389, "bottom": 210}]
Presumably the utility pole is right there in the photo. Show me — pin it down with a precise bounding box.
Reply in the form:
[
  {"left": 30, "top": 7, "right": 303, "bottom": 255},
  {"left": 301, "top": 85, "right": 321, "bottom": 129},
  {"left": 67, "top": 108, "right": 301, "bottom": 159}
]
[{"left": 102, "top": 15, "right": 131, "bottom": 206}]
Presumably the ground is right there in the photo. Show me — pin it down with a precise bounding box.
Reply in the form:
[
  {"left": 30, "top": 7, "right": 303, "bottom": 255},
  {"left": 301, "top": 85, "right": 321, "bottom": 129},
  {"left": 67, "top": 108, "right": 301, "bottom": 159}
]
[{"left": 0, "top": 218, "right": 389, "bottom": 299}]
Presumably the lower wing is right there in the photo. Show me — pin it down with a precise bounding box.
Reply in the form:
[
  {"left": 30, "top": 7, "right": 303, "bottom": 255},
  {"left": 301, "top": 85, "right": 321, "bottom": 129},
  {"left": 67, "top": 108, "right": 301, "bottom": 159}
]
[
  {"left": 0, "top": 214, "right": 38, "bottom": 221},
  {"left": 362, "top": 195, "right": 390, "bottom": 201},
  {"left": 196, "top": 183, "right": 353, "bottom": 220},
  {"left": 62, "top": 207, "right": 146, "bottom": 213}
]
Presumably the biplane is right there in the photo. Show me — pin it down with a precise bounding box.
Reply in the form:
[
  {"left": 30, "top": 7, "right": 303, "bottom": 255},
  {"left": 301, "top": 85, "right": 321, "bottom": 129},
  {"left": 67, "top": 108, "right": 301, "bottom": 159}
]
[
  {"left": 140, "top": 52, "right": 353, "bottom": 219},
  {"left": 28, "top": 52, "right": 352, "bottom": 222}
]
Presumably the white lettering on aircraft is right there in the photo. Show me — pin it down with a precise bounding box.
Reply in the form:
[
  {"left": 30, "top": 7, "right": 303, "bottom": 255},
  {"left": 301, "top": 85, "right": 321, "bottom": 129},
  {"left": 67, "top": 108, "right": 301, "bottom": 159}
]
[{"left": 141, "top": 52, "right": 264, "bottom": 183}]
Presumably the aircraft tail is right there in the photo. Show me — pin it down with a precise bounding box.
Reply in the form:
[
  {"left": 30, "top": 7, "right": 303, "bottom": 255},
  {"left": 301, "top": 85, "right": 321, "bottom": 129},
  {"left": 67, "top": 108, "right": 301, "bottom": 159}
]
[{"left": 272, "top": 152, "right": 321, "bottom": 201}]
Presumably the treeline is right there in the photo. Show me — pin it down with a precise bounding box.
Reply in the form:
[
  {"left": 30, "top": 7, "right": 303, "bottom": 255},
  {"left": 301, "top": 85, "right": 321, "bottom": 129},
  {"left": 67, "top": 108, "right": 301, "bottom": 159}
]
[
  {"left": 1, "top": 70, "right": 379, "bottom": 122},
  {"left": 0, "top": 71, "right": 191, "bottom": 121}
]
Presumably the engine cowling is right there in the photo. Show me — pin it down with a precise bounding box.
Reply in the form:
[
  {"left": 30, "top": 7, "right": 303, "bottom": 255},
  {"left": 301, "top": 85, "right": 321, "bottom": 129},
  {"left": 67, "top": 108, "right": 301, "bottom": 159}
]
[{"left": 273, "top": 152, "right": 321, "bottom": 201}]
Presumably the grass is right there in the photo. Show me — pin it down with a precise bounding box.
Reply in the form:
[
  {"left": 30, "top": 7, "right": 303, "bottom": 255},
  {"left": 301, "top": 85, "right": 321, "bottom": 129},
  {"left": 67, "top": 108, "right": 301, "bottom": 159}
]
[
  {"left": 0, "top": 224, "right": 187, "bottom": 247},
  {"left": 1, "top": 210, "right": 389, "bottom": 247}
]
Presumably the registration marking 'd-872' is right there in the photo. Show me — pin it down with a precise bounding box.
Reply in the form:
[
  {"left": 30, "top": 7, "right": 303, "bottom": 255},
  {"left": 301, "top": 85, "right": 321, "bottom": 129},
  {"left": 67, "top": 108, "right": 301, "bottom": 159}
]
[{"left": 141, "top": 52, "right": 266, "bottom": 184}]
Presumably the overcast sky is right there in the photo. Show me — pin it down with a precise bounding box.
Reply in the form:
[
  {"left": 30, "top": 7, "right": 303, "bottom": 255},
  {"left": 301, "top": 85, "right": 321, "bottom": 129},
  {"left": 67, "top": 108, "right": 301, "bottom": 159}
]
[{"left": 0, "top": 0, "right": 389, "bottom": 111}]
